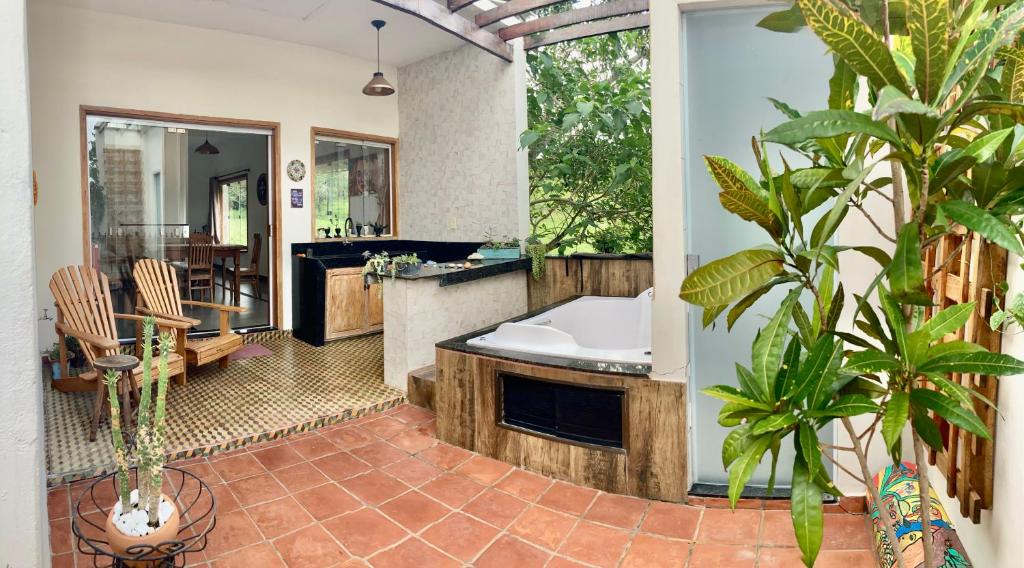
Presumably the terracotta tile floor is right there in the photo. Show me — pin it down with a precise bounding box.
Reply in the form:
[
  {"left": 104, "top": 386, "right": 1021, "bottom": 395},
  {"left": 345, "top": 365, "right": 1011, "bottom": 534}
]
[{"left": 48, "top": 404, "right": 877, "bottom": 567}]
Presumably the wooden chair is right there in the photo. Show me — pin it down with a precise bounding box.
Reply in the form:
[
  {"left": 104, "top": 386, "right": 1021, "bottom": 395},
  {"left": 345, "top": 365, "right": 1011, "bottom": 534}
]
[
  {"left": 186, "top": 232, "right": 215, "bottom": 301},
  {"left": 133, "top": 258, "right": 246, "bottom": 384},
  {"left": 225, "top": 233, "right": 263, "bottom": 300},
  {"left": 49, "top": 265, "right": 189, "bottom": 441}
]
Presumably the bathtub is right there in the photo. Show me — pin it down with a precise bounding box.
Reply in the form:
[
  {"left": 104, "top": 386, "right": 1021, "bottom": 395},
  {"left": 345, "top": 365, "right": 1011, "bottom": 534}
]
[{"left": 466, "top": 288, "right": 652, "bottom": 365}]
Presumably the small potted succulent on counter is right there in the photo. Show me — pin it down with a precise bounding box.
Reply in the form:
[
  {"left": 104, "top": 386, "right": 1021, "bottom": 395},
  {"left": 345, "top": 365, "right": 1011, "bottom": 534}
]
[
  {"left": 478, "top": 234, "right": 521, "bottom": 259},
  {"left": 103, "top": 317, "right": 181, "bottom": 563}
]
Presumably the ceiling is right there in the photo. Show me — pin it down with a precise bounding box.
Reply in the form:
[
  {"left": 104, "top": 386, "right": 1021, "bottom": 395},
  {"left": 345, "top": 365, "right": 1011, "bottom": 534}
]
[{"left": 34, "top": 0, "right": 503, "bottom": 67}]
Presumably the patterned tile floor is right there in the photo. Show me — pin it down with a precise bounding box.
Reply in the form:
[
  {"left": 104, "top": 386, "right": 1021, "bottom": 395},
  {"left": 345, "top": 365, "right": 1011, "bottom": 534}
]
[
  {"left": 45, "top": 333, "right": 404, "bottom": 484},
  {"left": 48, "top": 404, "right": 877, "bottom": 567}
]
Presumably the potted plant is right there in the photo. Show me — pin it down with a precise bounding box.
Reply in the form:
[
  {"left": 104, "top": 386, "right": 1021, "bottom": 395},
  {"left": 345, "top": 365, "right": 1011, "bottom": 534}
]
[
  {"left": 320, "top": 227, "right": 331, "bottom": 239},
  {"left": 478, "top": 235, "right": 521, "bottom": 259},
  {"left": 372, "top": 222, "right": 387, "bottom": 237},
  {"left": 102, "top": 317, "right": 181, "bottom": 565},
  {"left": 362, "top": 252, "right": 422, "bottom": 284},
  {"left": 679, "top": 2, "right": 1024, "bottom": 566},
  {"left": 46, "top": 342, "right": 61, "bottom": 379},
  {"left": 525, "top": 235, "right": 547, "bottom": 280}
]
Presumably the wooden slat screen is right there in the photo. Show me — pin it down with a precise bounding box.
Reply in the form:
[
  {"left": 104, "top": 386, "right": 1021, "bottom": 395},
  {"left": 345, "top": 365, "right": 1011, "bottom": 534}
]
[{"left": 922, "top": 227, "right": 1007, "bottom": 523}]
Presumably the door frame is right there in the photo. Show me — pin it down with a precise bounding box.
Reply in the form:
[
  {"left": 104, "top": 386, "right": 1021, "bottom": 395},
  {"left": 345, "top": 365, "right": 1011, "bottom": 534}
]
[{"left": 78, "top": 105, "right": 283, "bottom": 328}]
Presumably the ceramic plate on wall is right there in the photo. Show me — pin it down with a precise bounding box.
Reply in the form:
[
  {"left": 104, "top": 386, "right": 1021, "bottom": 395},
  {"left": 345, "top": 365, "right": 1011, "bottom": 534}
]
[{"left": 287, "top": 160, "right": 306, "bottom": 182}]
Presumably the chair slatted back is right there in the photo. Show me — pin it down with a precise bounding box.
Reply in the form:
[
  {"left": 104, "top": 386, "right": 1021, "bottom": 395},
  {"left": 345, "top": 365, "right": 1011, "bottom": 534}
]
[
  {"left": 249, "top": 233, "right": 262, "bottom": 271},
  {"left": 133, "top": 258, "right": 184, "bottom": 318},
  {"left": 188, "top": 232, "right": 214, "bottom": 270},
  {"left": 49, "top": 265, "right": 119, "bottom": 365}
]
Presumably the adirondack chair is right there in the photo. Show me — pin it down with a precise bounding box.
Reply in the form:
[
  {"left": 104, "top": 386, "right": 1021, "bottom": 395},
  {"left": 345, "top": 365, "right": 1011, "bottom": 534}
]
[
  {"left": 49, "top": 265, "right": 189, "bottom": 441},
  {"left": 132, "top": 258, "right": 246, "bottom": 384}
]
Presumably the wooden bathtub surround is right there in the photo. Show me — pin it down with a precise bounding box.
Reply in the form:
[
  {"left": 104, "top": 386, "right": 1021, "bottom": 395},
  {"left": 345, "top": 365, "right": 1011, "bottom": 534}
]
[
  {"left": 527, "top": 255, "right": 653, "bottom": 310},
  {"left": 435, "top": 347, "right": 686, "bottom": 501}
]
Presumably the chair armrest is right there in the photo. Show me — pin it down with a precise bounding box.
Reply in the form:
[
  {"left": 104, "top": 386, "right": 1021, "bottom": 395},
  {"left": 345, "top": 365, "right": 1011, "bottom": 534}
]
[
  {"left": 135, "top": 307, "right": 202, "bottom": 327},
  {"left": 180, "top": 300, "right": 247, "bottom": 313},
  {"left": 55, "top": 321, "right": 119, "bottom": 351},
  {"left": 114, "top": 312, "right": 194, "bottom": 329}
]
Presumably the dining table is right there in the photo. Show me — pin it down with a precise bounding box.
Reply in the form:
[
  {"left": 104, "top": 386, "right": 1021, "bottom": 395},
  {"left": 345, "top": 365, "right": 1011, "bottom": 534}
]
[{"left": 165, "top": 242, "right": 248, "bottom": 305}]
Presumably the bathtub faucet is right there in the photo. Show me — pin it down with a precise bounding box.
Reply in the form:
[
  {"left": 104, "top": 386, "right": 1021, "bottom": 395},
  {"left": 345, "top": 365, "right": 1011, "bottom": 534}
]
[{"left": 534, "top": 319, "right": 552, "bottom": 326}]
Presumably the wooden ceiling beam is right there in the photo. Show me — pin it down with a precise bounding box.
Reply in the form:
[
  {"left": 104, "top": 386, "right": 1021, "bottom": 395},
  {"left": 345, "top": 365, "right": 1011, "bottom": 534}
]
[
  {"left": 371, "top": 0, "right": 513, "bottom": 62},
  {"left": 498, "top": 0, "right": 648, "bottom": 41},
  {"left": 523, "top": 12, "right": 649, "bottom": 50},
  {"left": 448, "top": 0, "right": 479, "bottom": 12},
  {"left": 476, "top": 0, "right": 569, "bottom": 28}
]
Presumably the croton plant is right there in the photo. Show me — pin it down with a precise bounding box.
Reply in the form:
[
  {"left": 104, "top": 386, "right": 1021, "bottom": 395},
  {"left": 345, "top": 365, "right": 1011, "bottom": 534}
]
[{"left": 679, "top": 1, "right": 1024, "bottom": 566}]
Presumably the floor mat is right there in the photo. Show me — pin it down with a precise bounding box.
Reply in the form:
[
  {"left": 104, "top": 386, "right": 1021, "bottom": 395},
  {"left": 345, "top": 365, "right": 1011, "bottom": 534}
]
[{"left": 227, "top": 343, "right": 273, "bottom": 361}]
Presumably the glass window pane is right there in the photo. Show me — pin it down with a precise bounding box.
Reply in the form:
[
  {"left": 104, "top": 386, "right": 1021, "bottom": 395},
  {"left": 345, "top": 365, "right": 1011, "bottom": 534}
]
[{"left": 314, "top": 135, "right": 393, "bottom": 238}]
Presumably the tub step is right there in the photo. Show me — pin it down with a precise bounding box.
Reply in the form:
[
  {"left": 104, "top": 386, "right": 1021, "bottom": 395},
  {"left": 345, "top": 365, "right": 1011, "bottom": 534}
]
[{"left": 407, "top": 365, "right": 436, "bottom": 411}]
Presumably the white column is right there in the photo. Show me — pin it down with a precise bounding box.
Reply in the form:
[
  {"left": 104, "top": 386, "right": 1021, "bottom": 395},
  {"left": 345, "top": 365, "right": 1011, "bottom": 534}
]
[
  {"left": 0, "top": 0, "right": 50, "bottom": 566},
  {"left": 649, "top": 1, "right": 688, "bottom": 382},
  {"left": 512, "top": 38, "right": 531, "bottom": 241}
]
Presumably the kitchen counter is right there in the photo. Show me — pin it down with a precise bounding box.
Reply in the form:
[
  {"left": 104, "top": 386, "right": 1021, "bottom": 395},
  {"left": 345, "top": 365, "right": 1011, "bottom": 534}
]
[{"left": 391, "top": 257, "right": 531, "bottom": 287}]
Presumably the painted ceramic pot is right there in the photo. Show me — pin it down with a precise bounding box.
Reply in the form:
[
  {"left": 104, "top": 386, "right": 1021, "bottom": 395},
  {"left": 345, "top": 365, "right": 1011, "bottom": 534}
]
[{"left": 105, "top": 495, "right": 181, "bottom": 567}]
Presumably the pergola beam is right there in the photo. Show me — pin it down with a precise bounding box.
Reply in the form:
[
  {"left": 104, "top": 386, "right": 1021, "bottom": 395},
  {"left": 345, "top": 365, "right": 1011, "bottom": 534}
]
[
  {"left": 523, "top": 12, "right": 649, "bottom": 50},
  {"left": 372, "top": 0, "right": 513, "bottom": 62},
  {"left": 448, "top": 0, "right": 478, "bottom": 12},
  {"left": 476, "top": 0, "right": 568, "bottom": 28},
  {"left": 498, "top": 0, "right": 648, "bottom": 41}
]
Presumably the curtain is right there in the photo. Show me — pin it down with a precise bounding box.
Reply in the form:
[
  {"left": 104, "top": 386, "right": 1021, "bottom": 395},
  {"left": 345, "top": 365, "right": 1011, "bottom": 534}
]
[{"left": 209, "top": 177, "right": 223, "bottom": 243}]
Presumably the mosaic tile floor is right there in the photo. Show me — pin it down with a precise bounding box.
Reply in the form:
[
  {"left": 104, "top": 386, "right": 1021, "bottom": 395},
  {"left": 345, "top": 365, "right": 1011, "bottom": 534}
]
[
  {"left": 48, "top": 404, "right": 877, "bottom": 568},
  {"left": 44, "top": 333, "right": 403, "bottom": 485}
]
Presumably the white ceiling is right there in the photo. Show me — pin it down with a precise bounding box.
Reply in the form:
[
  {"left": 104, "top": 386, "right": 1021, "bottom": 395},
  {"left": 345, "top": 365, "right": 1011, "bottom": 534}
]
[{"left": 35, "top": 0, "right": 503, "bottom": 67}]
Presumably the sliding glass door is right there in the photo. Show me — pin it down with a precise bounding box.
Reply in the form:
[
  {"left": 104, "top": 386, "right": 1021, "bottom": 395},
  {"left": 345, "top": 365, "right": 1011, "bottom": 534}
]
[{"left": 84, "top": 113, "right": 273, "bottom": 336}]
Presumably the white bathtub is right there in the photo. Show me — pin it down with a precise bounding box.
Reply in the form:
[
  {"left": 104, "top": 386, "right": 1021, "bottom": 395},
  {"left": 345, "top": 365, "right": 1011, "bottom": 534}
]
[{"left": 467, "top": 289, "right": 652, "bottom": 365}]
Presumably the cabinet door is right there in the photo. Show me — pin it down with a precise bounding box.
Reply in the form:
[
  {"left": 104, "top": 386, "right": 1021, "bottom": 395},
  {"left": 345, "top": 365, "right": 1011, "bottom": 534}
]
[
  {"left": 367, "top": 282, "right": 384, "bottom": 327},
  {"left": 325, "top": 270, "right": 366, "bottom": 340}
]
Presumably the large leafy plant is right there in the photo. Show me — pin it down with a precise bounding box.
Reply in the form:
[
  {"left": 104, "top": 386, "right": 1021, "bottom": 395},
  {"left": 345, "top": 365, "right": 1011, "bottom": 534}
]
[{"left": 679, "top": 1, "right": 1024, "bottom": 566}]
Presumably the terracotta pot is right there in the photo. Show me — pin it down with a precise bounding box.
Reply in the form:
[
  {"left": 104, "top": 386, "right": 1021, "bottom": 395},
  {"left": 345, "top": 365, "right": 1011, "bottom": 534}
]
[{"left": 105, "top": 494, "right": 181, "bottom": 567}]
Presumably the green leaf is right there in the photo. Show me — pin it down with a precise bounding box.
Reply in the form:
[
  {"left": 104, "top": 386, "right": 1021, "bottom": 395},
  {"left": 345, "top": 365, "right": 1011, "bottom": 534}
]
[
  {"left": 913, "top": 410, "right": 944, "bottom": 451},
  {"left": 962, "top": 127, "right": 1015, "bottom": 162},
  {"left": 957, "top": 101, "right": 1024, "bottom": 127},
  {"left": 924, "top": 339, "right": 986, "bottom": 360},
  {"left": 798, "top": 0, "right": 908, "bottom": 92},
  {"left": 702, "top": 385, "right": 773, "bottom": 410},
  {"left": 878, "top": 286, "right": 909, "bottom": 356},
  {"left": 727, "top": 283, "right": 775, "bottom": 331},
  {"left": 763, "top": 110, "right": 903, "bottom": 147},
  {"left": 705, "top": 156, "right": 763, "bottom": 195},
  {"left": 790, "top": 337, "right": 844, "bottom": 408},
  {"left": 998, "top": 46, "right": 1024, "bottom": 102},
  {"left": 872, "top": 85, "right": 940, "bottom": 121},
  {"left": 518, "top": 130, "right": 541, "bottom": 149},
  {"left": 757, "top": 3, "right": 806, "bottom": 33},
  {"left": 719, "top": 190, "right": 781, "bottom": 237},
  {"left": 883, "top": 391, "right": 910, "bottom": 450},
  {"left": 728, "top": 435, "right": 772, "bottom": 507},
  {"left": 918, "top": 351, "right": 1024, "bottom": 375},
  {"left": 722, "top": 423, "right": 755, "bottom": 469},
  {"left": 940, "top": 201, "right": 1024, "bottom": 255},
  {"left": 798, "top": 422, "right": 822, "bottom": 479},
  {"left": 778, "top": 338, "right": 803, "bottom": 399},
  {"left": 911, "top": 388, "right": 991, "bottom": 439},
  {"left": 735, "top": 364, "right": 761, "bottom": 402},
  {"left": 680, "top": 249, "right": 786, "bottom": 307},
  {"left": 718, "top": 402, "right": 770, "bottom": 427},
  {"left": 828, "top": 58, "right": 859, "bottom": 111},
  {"left": 751, "top": 289, "right": 800, "bottom": 402},
  {"left": 920, "top": 304, "right": 974, "bottom": 343},
  {"left": 792, "top": 303, "right": 815, "bottom": 349},
  {"left": 752, "top": 413, "right": 799, "bottom": 436},
  {"left": 841, "top": 349, "right": 903, "bottom": 374},
  {"left": 940, "top": 4, "right": 1024, "bottom": 104},
  {"left": 907, "top": 0, "right": 950, "bottom": 103},
  {"left": 888, "top": 223, "right": 932, "bottom": 306},
  {"left": 928, "top": 375, "right": 974, "bottom": 408},
  {"left": 791, "top": 457, "right": 824, "bottom": 567},
  {"left": 703, "top": 304, "right": 727, "bottom": 329},
  {"left": 806, "top": 394, "right": 881, "bottom": 418}
]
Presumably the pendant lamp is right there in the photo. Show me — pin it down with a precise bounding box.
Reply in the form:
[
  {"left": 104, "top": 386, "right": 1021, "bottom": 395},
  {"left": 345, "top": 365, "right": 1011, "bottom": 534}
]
[
  {"left": 363, "top": 20, "right": 396, "bottom": 96},
  {"left": 195, "top": 135, "right": 219, "bottom": 155}
]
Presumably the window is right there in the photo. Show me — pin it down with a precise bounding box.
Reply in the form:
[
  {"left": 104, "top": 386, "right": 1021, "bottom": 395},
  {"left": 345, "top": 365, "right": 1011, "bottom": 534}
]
[
  {"left": 220, "top": 175, "right": 248, "bottom": 246},
  {"left": 312, "top": 130, "right": 396, "bottom": 239}
]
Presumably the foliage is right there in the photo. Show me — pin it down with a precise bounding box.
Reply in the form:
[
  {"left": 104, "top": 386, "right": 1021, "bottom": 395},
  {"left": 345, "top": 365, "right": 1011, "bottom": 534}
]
[
  {"left": 526, "top": 235, "right": 547, "bottom": 280},
  {"left": 88, "top": 143, "right": 106, "bottom": 234},
  {"left": 680, "top": 1, "right": 1024, "bottom": 565},
  {"left": 520, "top": 30, "right": 651, "bottom": 254},
  {"left": 361, "top": 251, "right": 421, "bottom": 281},
  {"left": 990, "top": 285, "right": 1024, "bottom": 331},
  {"left": 107, "top": 316, "right": 174, "bottom": 527},
  {"left": 481, "top": 234, "right": 521, "bottom": 249}
]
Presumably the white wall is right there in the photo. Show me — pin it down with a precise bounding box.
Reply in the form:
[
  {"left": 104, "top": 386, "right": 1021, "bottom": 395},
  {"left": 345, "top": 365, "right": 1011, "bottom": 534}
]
[
  {"left": 396, "top": 43, "right": 521, "bottom": 242},
  {"left": 0, "top": 0, "right": 49, "bottom": 565},
  {"left": 28, "top": 2, "right": 400, "bottom": 336}
]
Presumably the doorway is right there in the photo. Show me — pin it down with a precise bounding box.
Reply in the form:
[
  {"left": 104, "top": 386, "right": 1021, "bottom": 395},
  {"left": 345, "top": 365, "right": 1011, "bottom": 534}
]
[{"left": 682, "top": 7, "right": 834, "bottom": 490}]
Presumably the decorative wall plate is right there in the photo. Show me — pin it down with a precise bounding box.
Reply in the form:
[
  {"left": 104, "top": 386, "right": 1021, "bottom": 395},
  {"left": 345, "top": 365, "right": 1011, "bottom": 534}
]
[
  {"left": 256, "top": 173, "right": 268, "bottom": 206},
  {"left": 287, "top": 160, "right": 306, "bottom": 182}
]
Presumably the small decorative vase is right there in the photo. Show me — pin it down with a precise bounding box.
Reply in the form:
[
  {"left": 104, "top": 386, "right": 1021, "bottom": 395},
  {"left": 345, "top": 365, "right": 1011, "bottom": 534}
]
[
  {"left": 335, "top": 228, "right": 343, "bottom": 238},
  {"left": 105, "top": 495, "right": 181, "bottom": 568}
]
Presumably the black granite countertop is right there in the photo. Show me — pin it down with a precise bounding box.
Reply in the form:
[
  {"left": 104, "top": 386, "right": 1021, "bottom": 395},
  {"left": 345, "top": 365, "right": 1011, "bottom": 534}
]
[
  {"left": 393, "top": 257, "right": 530, "bottom": 287},
  {"left": 436, "top": 297, "right": 653, "bottom": 377}
]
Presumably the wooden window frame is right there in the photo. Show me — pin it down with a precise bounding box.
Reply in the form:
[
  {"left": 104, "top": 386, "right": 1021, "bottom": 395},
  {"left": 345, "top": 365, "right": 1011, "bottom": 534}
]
[
  {"left": 217, "top": 172, "right": 250, "bottom": 247},
  {"left": 78, "top": 105, "right": 284, "bottom": 328},
  {"left": 309, "top": 127, "right": 400, "bottom": 242}
]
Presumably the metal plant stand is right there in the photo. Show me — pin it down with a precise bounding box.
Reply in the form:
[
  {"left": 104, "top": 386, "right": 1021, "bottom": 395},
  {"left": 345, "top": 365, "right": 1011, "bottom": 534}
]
[{"left": 72, "top": 466, "right": 216, "bottom": 567}]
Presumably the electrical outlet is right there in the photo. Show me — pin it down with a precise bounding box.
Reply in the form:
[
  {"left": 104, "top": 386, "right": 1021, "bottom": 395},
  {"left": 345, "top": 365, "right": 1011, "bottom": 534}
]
[{"left": 447, "top": 215, "right": 457, "bottom": 230}]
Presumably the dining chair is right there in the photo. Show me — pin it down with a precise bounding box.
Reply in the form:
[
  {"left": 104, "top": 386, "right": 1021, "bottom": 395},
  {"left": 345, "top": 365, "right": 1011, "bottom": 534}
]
[
  {"left": 225, "top": 233, "right": 263, "bottom": 300},
  {"left": 186, "top": 232, "right": 215, "bottom": 301}
]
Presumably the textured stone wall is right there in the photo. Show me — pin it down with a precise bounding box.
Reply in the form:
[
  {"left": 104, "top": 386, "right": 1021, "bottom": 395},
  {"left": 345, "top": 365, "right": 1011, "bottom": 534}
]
[{"left": 397, "top": 44, "right": 520, "bottom": 242}]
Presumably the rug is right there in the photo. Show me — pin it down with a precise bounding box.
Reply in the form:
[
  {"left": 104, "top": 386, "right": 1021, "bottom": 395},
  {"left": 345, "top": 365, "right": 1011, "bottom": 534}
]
[{"left": 227, "top": 343, "right": 273, "bottom": 361}]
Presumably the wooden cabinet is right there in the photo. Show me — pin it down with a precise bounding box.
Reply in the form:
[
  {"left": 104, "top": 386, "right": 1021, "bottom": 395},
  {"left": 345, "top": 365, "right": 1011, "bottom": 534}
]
[{"left": 325, "top": 268, "right": 383, "bottom": 340}]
